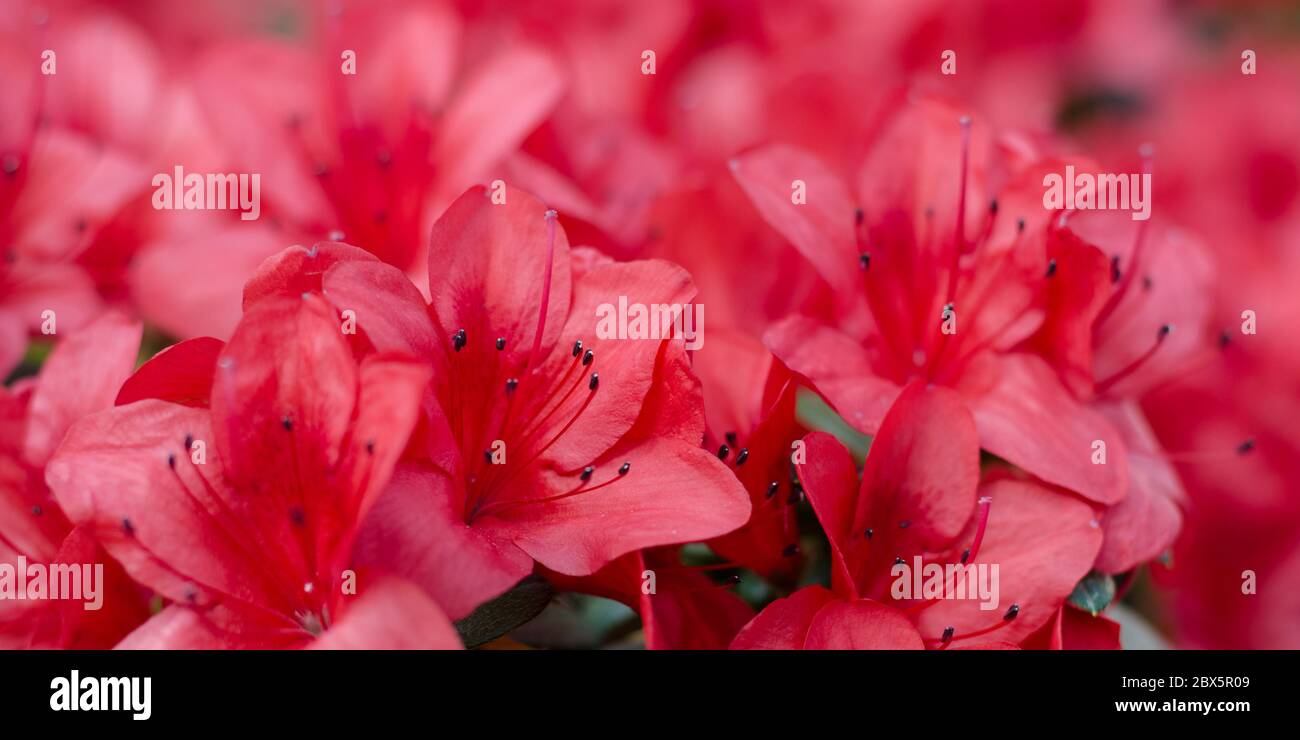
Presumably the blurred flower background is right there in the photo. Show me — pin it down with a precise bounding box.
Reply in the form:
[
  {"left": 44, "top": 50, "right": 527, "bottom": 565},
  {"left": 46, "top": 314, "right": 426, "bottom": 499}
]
[{"left": 2, "top": 0, "right": 1297, "bottom": 649}]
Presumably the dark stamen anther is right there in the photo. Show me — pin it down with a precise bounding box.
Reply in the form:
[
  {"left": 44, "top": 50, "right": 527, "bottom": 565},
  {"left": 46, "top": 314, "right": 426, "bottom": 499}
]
[
  {"left": 942, "top": 626, "right": 955, "bottom": 645},
  {"left": 588, "top": 373, "right": 599, "bottom": 391},
  {"left": 865, "top": 528, "right": 874, "bottom": 539},
  {"left": 1237, "top": 439, "right": 1256, "bottom": 455},
  {"left": 281, "top": 416, "right": 293, "bottom": 431},
  {"left": 580, "top": 466, "right": 594, "bottom": 482},
  {"left": 505, "top": 378, "right": 518, "bottom": 394},
  {"left": 1045, "top": 258, "right": 1057, "bottom": 278},
  {"left": 717, "top": 444, "right": 730, "bottom": 461},
  {"left": 122, "top": 518, "right": 135, "bottom": 537},
  {"left": 453, "top": 328, "right": 467, "bottom": 352},
  {"left": 618, "top": 462, "right": 631, "bottom": 476},
  {"left": 1110, "top": 255, "right": 1122, "bottom": 284},
  {"left": 582, "top": 349, "right": 594, "bottom": 366},
  {"left": 859, "top": 253, "right": 871, "bottom": 270},
  {"left": 782, "top": 543, "right": 800, "bottom": 557},
  {"left": 766, "top": 481, "right": 779, "bottom": 499},
  {"left": 1003, "top": 603, "right": 1020, "bottom": 621},
  {"left": 496, "top": 337, "right": 506, "bottom": 350},
  {"left": 735, "top": 448, "right": 749, "bottom": 465},
  {"left": 725, "top": 431, "right": 738, "bottom": 447},
  {"left": 572, "top": 340, "right": 583, "bottom": 357}
]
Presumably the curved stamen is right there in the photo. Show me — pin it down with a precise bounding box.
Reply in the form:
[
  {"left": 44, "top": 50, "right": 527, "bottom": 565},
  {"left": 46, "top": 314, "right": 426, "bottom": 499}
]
[{"left": 1093, "top": 324, "right": 1171, "bottom": 394}]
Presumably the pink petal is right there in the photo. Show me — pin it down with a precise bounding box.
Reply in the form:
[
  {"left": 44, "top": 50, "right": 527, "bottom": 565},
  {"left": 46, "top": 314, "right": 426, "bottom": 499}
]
[
  {"left": 803, "top": 599, "right": 926, "bottom": 649},
  {"left": 116, "top": 336, "right": 224, "bottom": 408},
  {"left": 310, "top": 575, "right": 462, "bottom": 650},
  {"left": 729, "top": 145, "right": 859, "bottom": 297},
  {"left": 966, "top": 353, "right": 1128, "bottom": 504},
  {"left": 354, "top": 463, "right": 533, "bottom": 620},
  {"left": 24, "top": 311, "right": 141, "bottom": 467}
]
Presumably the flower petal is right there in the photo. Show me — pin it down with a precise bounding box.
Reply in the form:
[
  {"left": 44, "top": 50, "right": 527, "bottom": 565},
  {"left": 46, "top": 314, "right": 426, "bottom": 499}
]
[
  {"left": 729, "top": 145, "right": 858, "bottom": 297},
  {"left": 116, "top": 336, "right": 224, "bottom": 408},
  {"left": 24, "top": 311, "right": 141, "bottom": 467},
  {"left": 803, "top": 598, "right": 926, "bottom": 650},
  {"left": 354, "top": 463, "right": 533, "bottom": 620},
  {"left": 310, "top": 575, "right": 463, "bottom": 650},
  {"left": 730, "top": 585, "right": 838, "bottom": 650},
  {"left": 967, "top": 353, "right": 1128, "bottom": 504}
]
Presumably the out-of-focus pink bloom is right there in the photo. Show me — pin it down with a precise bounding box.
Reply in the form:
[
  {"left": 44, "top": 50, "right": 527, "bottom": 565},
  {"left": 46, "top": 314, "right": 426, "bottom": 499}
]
[{"left": 0, "top": 312, "right": 150, "bottom": 647}]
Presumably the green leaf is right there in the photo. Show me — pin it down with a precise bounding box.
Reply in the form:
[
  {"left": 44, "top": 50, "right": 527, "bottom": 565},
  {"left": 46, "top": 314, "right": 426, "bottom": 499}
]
[
  {"left": 795, "top": 387, "right": 871, "bottom": 464},
  {"left": 454, "top": 575, "right": 554, "bottom": 648},
  {"left": 1067, "top": 571, "right": 1116, "bottom": 616}
]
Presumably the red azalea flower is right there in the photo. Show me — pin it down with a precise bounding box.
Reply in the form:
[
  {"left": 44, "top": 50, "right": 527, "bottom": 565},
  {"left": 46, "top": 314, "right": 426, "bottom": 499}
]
[
  {"left": 730, "top": 98, "right": 1128, "bottom": 505},
  {"left": 1, "top": 312, "right": 150, "bottom": 647},
  {"left": 127, "top": 0, "right": 567, "bottom": 341},
  {"left": 243, "top": 186, "right": 751, "bottom": 619},
  {"left": 731, "top": 381, "right": 1102, "bottom": 649},
  {"left": 44, "top": 296, "right": 461, "bottom": 648}
]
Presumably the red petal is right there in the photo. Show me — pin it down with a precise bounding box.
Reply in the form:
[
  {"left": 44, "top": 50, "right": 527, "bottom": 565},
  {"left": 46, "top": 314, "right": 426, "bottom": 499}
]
[
  {"left": 846, "top": 381, "right": 980, "bottom": 599},
  {"left": 764, "top": 315, "right": 900, "bottom": 434},
  {"left": 487, "top": 437, "right": 750, "bottom": 576},
  {"left": 354, "top": 463, "right": 533, "bottom": 620},
  {"left": 310, "top": 575, "right": 462, "bottom": 650},
  {"left": 242, "top": 242, "right": 379, "bottom": 310},
  {"left": 434, "top": 47, "right": 563, "bottom": 197},
  {"left": 131, "top": 225, "right": 286, "bottom": 340},
  {"left": 346, "top": 3, "right": 461, "bottom": 144},
  {"left": 729, "top": 145, "right": 859, "bottom": 297},
  {"left": 794, "top": 431, "right": 861, "bottom": 597},
  {"left": 115, "top": 606, "right": 232, "bottom": 650},
  {"left": 1092, "top": 401, "right": 1184, "bottom": 573},
  {"left": 46, "top": 401, "right": 301, "bottom": 614},
  {"left": 1060, "top": 606, "right": 1122, "bottom": 650},
  {"left": 803, "top": 599, "right": 926, "bottom": 650},
  {"left": 51, "top": 526, "right": 149, "bottom": 649},
  {"left": 540, "top": 258, "right": 696, "bottom": 470},
  {"left": 211, "top": 296, "right": 356, "bottom": 491},
  {"left": 116, "top": 336, "right": 224, "bottom": 408},
  {"left": 24, "top": 311, "right": 141, "bottom": 467},
  {"left": 911, "top": 478, "right": 1103, "bottom": 646},
  {"left": 730, "top": 585, "right": 838, "bottom": 649},
  {"left": 966, "top": 353, "right": 1128, "bottom": 504},
  {"left": 321, "top": 260, "right": 438, "bottom": 359},
  {"left": 426, "top": 187, "right": 570, "bottom": 378},
  {"left": 1026, "top": 225, "right": 1111, "bottom": 395}
]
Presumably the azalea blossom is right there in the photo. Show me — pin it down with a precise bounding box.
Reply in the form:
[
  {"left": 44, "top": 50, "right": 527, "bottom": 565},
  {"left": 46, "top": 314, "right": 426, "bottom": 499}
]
[{"left": 44, "top": 295, "right": 461, "bottom": 648}]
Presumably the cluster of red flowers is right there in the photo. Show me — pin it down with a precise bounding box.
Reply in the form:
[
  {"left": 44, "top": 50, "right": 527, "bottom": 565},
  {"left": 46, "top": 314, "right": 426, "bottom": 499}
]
[{"left": 2, "top": 0, "right": 1296, "bottom": 649}]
